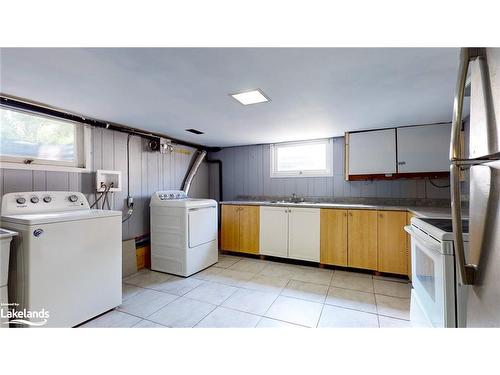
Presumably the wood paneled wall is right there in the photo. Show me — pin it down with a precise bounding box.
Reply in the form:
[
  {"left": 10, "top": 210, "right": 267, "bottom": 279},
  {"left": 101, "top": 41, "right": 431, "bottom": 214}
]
[
  {"left": 0, "top": 127, "right": 209, "bottom": 240},
  {"left": 209, "top": 137, "right": 451, "bottom": 201}
]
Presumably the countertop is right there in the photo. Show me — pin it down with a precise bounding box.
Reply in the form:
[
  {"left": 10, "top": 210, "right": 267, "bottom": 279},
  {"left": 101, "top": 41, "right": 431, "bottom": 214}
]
[{"left": 220, "top": 200, "right": 457, "bottom": 218}]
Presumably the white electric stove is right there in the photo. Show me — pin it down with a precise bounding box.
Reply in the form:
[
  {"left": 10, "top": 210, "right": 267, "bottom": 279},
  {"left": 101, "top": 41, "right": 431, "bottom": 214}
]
[{"left": 405, "top": 217, "right": 469, "bottom": 328}]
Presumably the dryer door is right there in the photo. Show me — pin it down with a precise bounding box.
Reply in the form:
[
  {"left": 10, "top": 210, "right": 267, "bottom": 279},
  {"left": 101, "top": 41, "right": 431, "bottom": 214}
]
[{"left": 188, "top": 206, "right": 217, "bottom": 248}]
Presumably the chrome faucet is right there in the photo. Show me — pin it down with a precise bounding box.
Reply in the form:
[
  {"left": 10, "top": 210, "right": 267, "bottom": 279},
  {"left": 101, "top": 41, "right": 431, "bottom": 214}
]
[{"left": 290, "top": 193, "right": 304, "bottom": 203}]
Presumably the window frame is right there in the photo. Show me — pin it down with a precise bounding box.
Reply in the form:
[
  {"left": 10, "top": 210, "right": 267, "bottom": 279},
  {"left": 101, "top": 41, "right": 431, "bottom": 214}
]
[
  {"left": 0, "top": 106, "right": 91, "bottom": 173},
  {"left": 270, "top": 138, "right": 333, "bottom": 178}
]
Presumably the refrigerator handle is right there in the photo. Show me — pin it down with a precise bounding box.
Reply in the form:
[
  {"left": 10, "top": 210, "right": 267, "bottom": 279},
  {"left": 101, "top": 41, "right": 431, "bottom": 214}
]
[
  {"left": 450, "top": 163, "right": 476, "bottom": 285},
  {"left": 449, "top": 47, "right": 483, "bottom": 285},
  {"left": 450, "top": 48, "right": 470, "bottom": 161}
]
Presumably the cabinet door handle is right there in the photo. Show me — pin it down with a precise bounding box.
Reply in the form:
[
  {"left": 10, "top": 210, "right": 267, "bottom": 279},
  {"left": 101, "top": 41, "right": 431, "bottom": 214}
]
[
  {"left": 379, "top": 213, "right": 383, "bottom": 218},
  {"left": 348, "top": 212, "right": 352, "bottom": 216}
]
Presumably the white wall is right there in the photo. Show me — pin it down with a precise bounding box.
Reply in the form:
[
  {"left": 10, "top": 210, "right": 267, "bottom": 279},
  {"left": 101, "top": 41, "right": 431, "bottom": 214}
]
[
  {"left": 0, "top": 126, "right": 210, "bottom": 240},
  {"left": 209, "top": 136, "right": 451, "bottom": 202}
]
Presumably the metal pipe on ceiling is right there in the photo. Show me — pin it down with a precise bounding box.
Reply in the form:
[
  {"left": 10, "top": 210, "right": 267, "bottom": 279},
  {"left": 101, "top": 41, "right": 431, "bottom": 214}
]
[{"left": 0, "top": 94, "right": 220, "bottom": 152}]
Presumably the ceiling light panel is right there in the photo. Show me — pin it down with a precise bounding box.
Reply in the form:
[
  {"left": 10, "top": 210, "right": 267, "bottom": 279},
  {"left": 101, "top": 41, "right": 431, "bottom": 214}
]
[{"left": 230, "top": 89, "right": 269, "bottom": 105}]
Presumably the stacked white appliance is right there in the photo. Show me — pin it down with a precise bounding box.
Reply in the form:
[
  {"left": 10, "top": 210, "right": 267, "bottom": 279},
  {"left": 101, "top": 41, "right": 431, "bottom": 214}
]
[
  {"left": 1, "top": 191, "right": 122, "bottom": 327},
  {"left": 150, "top": 190, "right": 218, "bottom": 277}
]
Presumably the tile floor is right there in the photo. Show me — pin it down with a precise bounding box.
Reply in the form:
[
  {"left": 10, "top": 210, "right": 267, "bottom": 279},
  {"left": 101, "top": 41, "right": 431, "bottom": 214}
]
[{"left": 81, "top": 254, "right": 412, "bottom": 328}]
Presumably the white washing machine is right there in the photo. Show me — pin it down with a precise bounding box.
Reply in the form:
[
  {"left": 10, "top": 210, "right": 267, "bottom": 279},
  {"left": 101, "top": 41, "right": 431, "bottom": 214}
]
[
  {"left": 1, "top": 228, "right": 17, "bottom": 328},
  {"left": 150, "top": 190, "right": 218, "bottom": 277},
  {"left": 1, "top": 191, "right": 122, "bottom": 328}
]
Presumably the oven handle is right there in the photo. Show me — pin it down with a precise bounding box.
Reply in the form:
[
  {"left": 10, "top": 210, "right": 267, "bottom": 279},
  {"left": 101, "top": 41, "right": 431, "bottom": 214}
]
[{"left": 404, "top": 226, "right": 443, "bottom": 255}]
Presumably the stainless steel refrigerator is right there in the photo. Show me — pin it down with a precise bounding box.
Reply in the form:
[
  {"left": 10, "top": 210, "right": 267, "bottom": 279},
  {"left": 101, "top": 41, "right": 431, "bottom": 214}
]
[{"left": 450, "top": 47, "right": 500, "bottom": 327}]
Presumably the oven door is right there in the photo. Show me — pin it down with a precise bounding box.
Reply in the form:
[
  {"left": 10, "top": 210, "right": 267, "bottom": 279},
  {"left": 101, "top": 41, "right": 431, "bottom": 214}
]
[{"left": 406, "top": 227, "right": 456, "bottom": 327}]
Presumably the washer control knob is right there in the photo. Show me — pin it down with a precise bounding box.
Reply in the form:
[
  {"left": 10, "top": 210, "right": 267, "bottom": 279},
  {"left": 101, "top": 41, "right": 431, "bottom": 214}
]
[
  {"left": 68, "top": 194, "right": 79, "bottom": 203},
  {"left": 31, "top": 196, "right": 40, "bottom": 204},
  {"left": 16, "top": 197, "right": 26, "bottom": 205},
  {"left": 43, "top": 196, "right": 52, "bottom": 203}
]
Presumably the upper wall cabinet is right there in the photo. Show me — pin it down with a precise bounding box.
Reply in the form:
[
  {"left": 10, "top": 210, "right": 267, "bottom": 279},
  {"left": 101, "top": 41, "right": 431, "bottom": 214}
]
[
  {"left": 345, "top": 123, "right": 452, "bottom": 180},
  {"left": 396, "top": 123, "right": 451, "bottom": 173},
  {"left": 346, "top": 129, "right": 397, "bottom": 176}
]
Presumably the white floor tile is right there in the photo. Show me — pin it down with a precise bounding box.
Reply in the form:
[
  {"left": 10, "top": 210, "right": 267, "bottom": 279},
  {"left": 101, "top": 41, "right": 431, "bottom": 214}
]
[
  {"left": 256, "top": 317, "right": 305, "bottom": 328},
  {"left": 265, "top": 296, "right": 323, "bottom": 327},
  {"left": 331, "top": 274, "right": 374, "bottom": 293},
  {"left": 80, "top": 310, "right": 141, "bottom": 328},
  {"left": 222, "top": 288, "right": 278, "bottom": 315},
  {"left": 122, "top": 283, "right": 144, "bottom": 301},
  {"left": 148, "top": 297, "right": 216, "bottom": 327},
  {"left": 292, "top": 268, "right": 333, "bottom": 286},
  {"left": 243, "top": 274, "right": 289, "bottom": 294},
  {"left": 378, "top": 316, "right": 411, "bottom": 328},
  {"left": 117, "top": 289, "right": 178, "bottom": 318},
  {"left": 318, "top": 305, "right": 379, "bottom": 328},
  {"left": 281, "top": 280, "right": 329, "bottom": 303},
  {"left": 133, "top": 320, "right": 167, "bottom": 328},
  {"left": 334, "top": 270, "right": 373, "bottom": 279},
  {"left": 195, "top": 307, "right": 261, "bottom": 328},
  {"left": 152, "top": 276, "right": 205, "bottom": 296},
  {"left": 228, "top": 258, "right": 268, "bottom": 274},
  {"left": 325, "top": 287, "right": 377, "bottom": 314},
  {"left": 123, "top": 269, "right": 172, "bottom": 289},
  {"left": 258, "top": 263, "right": 299, "bottom": 279},
  {"left": 191, "top": 266, "right": 223, "bottom": 281},
  {"left": 211, "top": 269, "right": 256, "bottom": 287},
  {"left": 213, "top": 255, "right": 242, "bottom": 269},
  {"left": 184, "top": 281, "right": 238, "bottom": 305},
  {"left": 376, "top": 294, "right": 410, "bottom": 320},
  {"left": 373, "top": 279, "right": 411, "bottom": 298}
]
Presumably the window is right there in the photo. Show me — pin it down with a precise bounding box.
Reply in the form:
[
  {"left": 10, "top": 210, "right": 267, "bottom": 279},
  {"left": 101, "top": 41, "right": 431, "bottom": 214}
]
[
  {"left": 270, "top": 139, "right": 333, "bottom": 177},
  {"left": 0, "top": 106, "right": 90, "bottom": 172}
]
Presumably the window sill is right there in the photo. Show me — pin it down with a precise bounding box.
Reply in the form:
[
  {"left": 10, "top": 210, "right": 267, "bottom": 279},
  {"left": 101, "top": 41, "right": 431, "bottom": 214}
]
[
  {"left": 270, "top": 173, "right": 333, "bottom": 178},
  {"left": 0, "top": 162, "right": 91, "bottom": 173}
]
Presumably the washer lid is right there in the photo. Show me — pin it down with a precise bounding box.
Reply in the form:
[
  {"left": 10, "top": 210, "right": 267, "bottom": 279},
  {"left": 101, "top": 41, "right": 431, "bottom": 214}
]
[
  {"left": 0, "top": 228, "right": 18, "bottom": 239},
  {"left": 150, "top": 197, "right": 217, "bottom": 208},
  {"left": 1, "top": 209, "right": 122, "bottom": 226}
]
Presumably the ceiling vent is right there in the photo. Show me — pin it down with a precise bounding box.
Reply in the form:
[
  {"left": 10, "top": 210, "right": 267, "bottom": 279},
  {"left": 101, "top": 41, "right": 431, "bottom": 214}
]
[{"left": 186, "top": 128, "right": 204, "bottom": 135}]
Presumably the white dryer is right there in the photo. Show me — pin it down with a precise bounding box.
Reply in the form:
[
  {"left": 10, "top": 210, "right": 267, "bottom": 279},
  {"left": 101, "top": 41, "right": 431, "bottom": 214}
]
[
  {"left": 1, "top": 191, "right": 122, "bottom": 327},
  {"left": 150, "top": 190, "right": 218, "bottom": 277}
]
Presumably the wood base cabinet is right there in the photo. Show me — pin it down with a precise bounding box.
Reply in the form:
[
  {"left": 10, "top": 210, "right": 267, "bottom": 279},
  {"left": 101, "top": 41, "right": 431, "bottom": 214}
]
[
  {"left": 320, "top": 209, "right": 348, "bottom": 266},
  {"left": 221, "top": 205, "right": 260, "bottom": 254},
  {"left": 259, "top": 206, "right": 288, "bottom": 258},
  {"left": 260, "top": 206, "right": 320, "bottom": 262},
  {"left": 347, "top": 210, "right": 378, "bottom": 270},
  {"left": 377, "top": 211, "right": 407, "bottom": 275},
  {"left": 288, "top": 208, "right": 320, "bottom": 262}
]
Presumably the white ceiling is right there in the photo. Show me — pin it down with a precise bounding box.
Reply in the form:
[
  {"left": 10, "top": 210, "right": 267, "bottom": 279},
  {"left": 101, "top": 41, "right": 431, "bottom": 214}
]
[{"left": 0, "top": 48, "right": 460, "bottom": 147}]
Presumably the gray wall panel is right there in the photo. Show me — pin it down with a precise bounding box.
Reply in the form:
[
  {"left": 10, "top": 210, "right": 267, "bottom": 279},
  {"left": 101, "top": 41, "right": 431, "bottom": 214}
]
[
  {"left": 209, "top": 136, "right": 451, "bottom": 201},
  {"left": 1, "top": 128, "right": 210, "bottom": 240},
  {"left": 3, "top": 169, "right": 32, "bottom": 193}
]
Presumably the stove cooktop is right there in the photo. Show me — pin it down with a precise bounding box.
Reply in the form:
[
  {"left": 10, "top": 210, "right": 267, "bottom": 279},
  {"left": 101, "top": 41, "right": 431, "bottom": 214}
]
[{"left": 420, "top": 218, "right": 469, "bottom": 234}]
